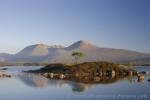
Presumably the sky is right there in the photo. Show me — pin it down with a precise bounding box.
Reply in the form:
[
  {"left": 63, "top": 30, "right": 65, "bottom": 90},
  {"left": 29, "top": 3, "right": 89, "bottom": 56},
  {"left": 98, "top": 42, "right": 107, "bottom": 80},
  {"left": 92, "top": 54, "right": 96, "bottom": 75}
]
[{"left": 0, "top": 0, "right": 150, "bottom": 54}]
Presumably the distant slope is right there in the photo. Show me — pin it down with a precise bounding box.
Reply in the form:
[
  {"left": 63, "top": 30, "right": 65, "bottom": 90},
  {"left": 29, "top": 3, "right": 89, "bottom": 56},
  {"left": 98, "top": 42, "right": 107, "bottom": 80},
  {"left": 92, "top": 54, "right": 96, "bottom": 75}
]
[
  {"left": 0, "top": 40, "right": 150, "bottom": 64},
  {"left": 0, "top": 53, "right": 12, "bottom": 62},
  {"left": 121, "top": 57, "right": 150, "bottom": 65},
  {"left": 44, "top": 40, "right": 150, "bottom": 64}
]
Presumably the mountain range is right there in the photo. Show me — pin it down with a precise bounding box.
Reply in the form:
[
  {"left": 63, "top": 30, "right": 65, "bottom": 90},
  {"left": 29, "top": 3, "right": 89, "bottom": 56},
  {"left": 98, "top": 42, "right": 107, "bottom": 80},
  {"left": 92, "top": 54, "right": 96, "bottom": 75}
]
[{"left": 0, "top": 40, "right": 150, "bottom": 65}]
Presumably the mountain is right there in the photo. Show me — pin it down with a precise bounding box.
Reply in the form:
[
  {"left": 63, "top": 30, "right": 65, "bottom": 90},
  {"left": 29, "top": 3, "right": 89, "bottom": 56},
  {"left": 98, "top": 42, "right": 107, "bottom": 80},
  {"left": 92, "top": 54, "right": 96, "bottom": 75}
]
[
  {"left": 0, "top": 53, "right": 12, "bottom": 62},
  {"left": 65, "top": 40, "right": 98, "bottom": 50},
  {"left": 16, "top": 43, "right": 65, "bottom": 57},
  {"left": 16, "top": 44, "right": 50, "bottom": 56},
  {"left": 122, "top": 57, "right": 150, "bottom": 65},
  {"left": 0, "top": 40, "right": 150, "bottom": 64},
  {"left": 6, "top": 44, "right": 65, "bottom": 63}
]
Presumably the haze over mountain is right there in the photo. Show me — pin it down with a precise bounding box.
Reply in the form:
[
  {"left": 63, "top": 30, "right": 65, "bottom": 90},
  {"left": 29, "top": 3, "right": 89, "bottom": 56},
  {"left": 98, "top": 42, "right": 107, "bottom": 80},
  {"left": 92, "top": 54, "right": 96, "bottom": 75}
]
[{"left": 0, "top": 40, "right": 150, "bottom": 64}]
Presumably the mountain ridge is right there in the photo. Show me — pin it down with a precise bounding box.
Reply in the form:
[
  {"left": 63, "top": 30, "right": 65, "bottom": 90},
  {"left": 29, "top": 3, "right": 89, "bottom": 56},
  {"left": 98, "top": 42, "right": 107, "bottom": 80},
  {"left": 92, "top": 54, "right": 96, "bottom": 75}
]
[{"left": 0, "top": 40, "right": 150, "bottom": 64}]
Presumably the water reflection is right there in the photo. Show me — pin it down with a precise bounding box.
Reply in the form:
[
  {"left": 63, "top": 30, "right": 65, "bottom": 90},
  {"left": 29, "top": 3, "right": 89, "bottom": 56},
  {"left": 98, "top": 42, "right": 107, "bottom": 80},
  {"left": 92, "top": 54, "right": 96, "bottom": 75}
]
[
  {"left": 17, "top": 73, "right": 91, "bottom": 92},
  {"left": 16, "top": 72, "right": 140, "bottom": 92},
  {"left": 0, "top": 66, "right": 149, "bottom": 100},
  {"left": 17, "top": 73, "right": 49, "bottom": 88}
]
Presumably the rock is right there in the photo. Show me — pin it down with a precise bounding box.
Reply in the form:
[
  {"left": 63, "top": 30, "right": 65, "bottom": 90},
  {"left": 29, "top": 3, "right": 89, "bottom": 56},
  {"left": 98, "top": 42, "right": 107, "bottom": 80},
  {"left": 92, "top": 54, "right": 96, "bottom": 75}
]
[
  {"left": 148, "top": 79, "right": 150, "bottom": 82},
  {"left": 60, "top": 74, "right": 65, "bottom": 79},
  {"left": 0, "top": 68, "right": 7, "bottom": 70},
  {"left": 0, "top": 72, "right": 11, "bottom": 78},
  {"left": 43, "top": 73, "right": 49, "bottom": 77},
  {"left": 99, "top": 72, "right": 103, "bottom": 76},
  {"left": 111, "top": 70, "right": 116, "bottom": 77},
  {"left": 84, "top": 76, "right": 90, "bottom": 80},
  {"left": 94, "top": 73, "right": 99, "bottom": 76},
  {"left": 94, "top": 77, "right": 101, "bottom": 82},
  {"left": 50, "top": 73, "right": 54, "bottom": 78},
  {"left": 138, "top": 75, "right": 145, "bottom": 82},
  {"left": 139, "top": 71, "right": 149, "bottom": 75},
  {"left": 128, "top": 70, "right": 133, "bottom": 76},
  {"left": 140, "top": 71, "right": 146, "bottom": 74}
]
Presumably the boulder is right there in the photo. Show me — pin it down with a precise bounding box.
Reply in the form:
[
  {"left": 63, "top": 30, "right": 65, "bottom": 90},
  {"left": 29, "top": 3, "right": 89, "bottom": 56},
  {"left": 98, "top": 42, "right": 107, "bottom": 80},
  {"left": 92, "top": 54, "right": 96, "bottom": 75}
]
[
  {"left": 138, "top": 75, "right": 145, "bottom": 82},
  {"left": 148, "top": 79, "right": 150, "bottom": 82}
]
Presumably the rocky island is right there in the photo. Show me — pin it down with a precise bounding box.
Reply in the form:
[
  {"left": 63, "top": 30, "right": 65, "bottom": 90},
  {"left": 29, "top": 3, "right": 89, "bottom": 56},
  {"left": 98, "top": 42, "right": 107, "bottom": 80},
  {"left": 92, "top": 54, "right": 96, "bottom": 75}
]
[{"left": 28, "top": 62, "right": 137, "bottom": 83}]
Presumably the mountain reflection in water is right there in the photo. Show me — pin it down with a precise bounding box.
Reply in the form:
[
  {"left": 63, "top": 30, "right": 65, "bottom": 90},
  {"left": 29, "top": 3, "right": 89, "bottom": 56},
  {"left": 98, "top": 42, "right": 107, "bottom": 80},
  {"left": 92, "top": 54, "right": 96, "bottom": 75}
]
[
  {"left": 0, "top": 66, "right": 149, "bottom": 100},
  {"left": 17, "top": 73, "right": 133, "bottom": 92},
  {"left": 17, "top": 73, "right": 91, "bottom": 92},
  {"left": 17, "top": 73, "right": 49, "bottom": 88}
]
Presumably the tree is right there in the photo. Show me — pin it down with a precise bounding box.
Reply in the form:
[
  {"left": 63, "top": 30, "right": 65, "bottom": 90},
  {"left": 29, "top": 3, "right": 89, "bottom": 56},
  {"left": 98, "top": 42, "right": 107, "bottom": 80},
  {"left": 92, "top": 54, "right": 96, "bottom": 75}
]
[{"left": 72, "top": 51, "right": 84, "bottom": 64}]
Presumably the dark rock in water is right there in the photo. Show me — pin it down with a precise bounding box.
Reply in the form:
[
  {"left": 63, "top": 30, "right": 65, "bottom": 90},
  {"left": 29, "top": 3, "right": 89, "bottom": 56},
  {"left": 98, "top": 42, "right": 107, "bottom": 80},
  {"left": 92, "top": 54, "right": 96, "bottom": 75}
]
[
  {"left": 148, "top": 79, "right": 150, "bottom": 82},
  {"left": 0, "top": 68, "right": 7, "bottom": 70},
  {"left": 141, "top": 71, "right": 146, "bottom": 74},
  {"left": 139, "top": 71, "right": 149, "bottom": 75}
]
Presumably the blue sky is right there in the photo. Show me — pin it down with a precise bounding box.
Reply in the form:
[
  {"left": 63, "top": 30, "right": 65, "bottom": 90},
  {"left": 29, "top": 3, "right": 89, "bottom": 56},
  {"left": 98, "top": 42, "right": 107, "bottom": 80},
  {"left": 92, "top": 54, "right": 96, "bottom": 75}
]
[{"left": 0, "top": 0, "right": 150, "bottom": 54}]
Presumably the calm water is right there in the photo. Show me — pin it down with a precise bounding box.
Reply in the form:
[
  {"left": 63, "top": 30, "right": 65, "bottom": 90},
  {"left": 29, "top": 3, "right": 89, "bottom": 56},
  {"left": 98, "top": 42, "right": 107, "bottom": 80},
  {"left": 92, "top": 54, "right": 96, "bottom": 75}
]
[{"left": 0, "top": 66, "right": 149, "bottom": 100}]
